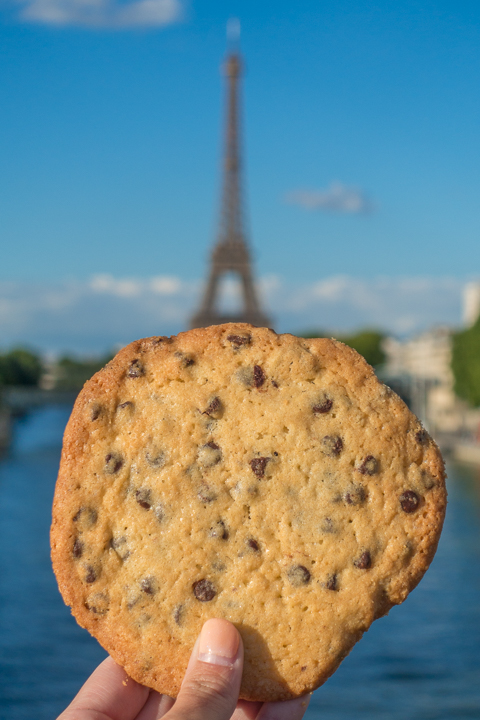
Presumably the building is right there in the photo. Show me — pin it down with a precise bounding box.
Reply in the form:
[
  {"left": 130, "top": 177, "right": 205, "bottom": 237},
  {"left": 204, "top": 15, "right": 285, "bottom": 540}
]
[{"left": 383, "top": 324, "right": 480, "bottom": 438}]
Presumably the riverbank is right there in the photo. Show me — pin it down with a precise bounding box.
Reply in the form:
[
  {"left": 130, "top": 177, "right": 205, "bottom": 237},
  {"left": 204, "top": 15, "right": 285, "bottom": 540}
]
[
  {"left": 0, "top": 407, "right": 10, "bottom": 453},
  {"left": 1, "top": 387, "right": 77, "bottom": 414},
  {"left": 0, "top": 387, "right": 77, "bottom": 454},
  {"left": 430, "top": 431, "right": 480, "bottom": 467}
]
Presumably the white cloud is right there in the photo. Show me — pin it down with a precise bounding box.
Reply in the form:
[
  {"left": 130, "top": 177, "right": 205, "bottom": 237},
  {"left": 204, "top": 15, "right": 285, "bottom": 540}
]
[
  {"left": 149, "top": 276, "right": 182, "bottom": 295},
  {"left": 90, "top": 273, "right": 184, "bottom": 297},
  {"left": 311, "top": 275, "right": 350, "bottom": 301},
  {"left": 0, "top": 273, "right": 469, "bottom": 355},
  {"left": 15, "top": 0, "right": 182, "bottom": 28},
  {"left": 258, "top": 274, "right": 281, "bottom": 295},
  {"left": 285, "top": 182, "right": 374, "bottom": 214},
  {"left": 264, "top": 275, "right": 464, "bottom": 336},
  {"left": 90, "top": 274, "right": 143, "bottom": 297}
]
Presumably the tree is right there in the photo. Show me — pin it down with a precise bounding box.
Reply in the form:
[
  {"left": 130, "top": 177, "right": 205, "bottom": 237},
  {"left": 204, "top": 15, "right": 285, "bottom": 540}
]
[
  {"left": 55, "top": 353, "right": 113, "bottom": 391},
  {"left": 340, "top": 330, "right": 386, "bottom": 368},
  {"left": 0, "top": 348, "right": 43, "bottom": 386},
  {"left": 451, "top": 318, "right": 480, "bottom": 406},
  {"left": 297, "top": 329, "right": 386, "bottom": 368}
]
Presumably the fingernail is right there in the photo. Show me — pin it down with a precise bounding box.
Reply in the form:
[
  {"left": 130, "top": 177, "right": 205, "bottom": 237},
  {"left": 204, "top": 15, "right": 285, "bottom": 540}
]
[{"left": 198, "top": 618, "right": 240, "bottom": 667}]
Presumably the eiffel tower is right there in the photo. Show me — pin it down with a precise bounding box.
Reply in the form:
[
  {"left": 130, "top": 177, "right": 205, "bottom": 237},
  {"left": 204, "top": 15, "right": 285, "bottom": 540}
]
[{"left": 189, "top": 35, "right": 271, "bottom": 330}]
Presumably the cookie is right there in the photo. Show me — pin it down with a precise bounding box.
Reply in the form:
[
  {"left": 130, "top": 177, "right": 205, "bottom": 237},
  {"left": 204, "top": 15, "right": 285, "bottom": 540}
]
[{"left": 51, "top": 324, "right": 446, "bottom": 701}]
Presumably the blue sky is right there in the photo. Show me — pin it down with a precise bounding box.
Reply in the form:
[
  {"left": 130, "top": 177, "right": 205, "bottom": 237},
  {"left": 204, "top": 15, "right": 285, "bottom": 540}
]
[{"left": 1, "top": 0, "right": 480, "bottom": 352}]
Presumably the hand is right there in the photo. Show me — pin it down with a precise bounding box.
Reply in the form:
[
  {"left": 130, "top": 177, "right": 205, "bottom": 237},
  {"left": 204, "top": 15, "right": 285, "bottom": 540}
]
[{"left": 58, "top": 618, "right": 311, "bottom": 720}]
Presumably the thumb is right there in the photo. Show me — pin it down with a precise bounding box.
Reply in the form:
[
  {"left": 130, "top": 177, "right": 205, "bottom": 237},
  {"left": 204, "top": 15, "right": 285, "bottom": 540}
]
[{"left": 166, "top": 619, "right": 243, "bottom": 720}]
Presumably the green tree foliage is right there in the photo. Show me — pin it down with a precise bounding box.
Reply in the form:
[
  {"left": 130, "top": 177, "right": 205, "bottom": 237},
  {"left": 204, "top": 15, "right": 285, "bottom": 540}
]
[
  {"left": 0, "top": 348, "right": 43, "bottom": 386},
  {"left": 451, "top": 318, "right": 480, "bottom": 406},
  {"left": 55, "top": 353, "right": 113, "bottom": 391},
  {"left": 340, "top": 330, "right": 386, "bottom": 368},
  {"left": 298, "top": 329, "right": 328, "bottom": 339},
  {"left": 298, "top": 329, "right": 386, "bottom": 368}
]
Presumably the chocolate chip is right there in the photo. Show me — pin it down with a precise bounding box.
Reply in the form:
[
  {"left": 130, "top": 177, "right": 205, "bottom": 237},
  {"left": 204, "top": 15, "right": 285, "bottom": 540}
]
[
  {"left": 421, "top": 470, "right": 436, "bottom": 490},
  {"left": 229, "top": 479, "right": 258, "bottom": 499},
  {"left": 322, "top": 436, "right": 343, "bottom": 457},
  {"left": 85, "top": 566, "right": 97, "bottom": 584},
  {"left": 127, "top": 359, "right": 144, "bottom": 378},
  {"left": 209, "top": 520, "right": 229, "bottom": 540},
  {"left": 173, "top": 604, "right": 183, "bottom": 625},
  {"left": 135, "top": 488, "right": 152, "bottom": 510},
  {"left": 400, "top": 490, "right": 420, "bottom": 513},
  {"left": 313, "top": 396, "right": 333, "bottom": 414},
  {"left": 197, "top": 443, "right": 222, "bottom": 468},
  {"left": 325, "top": 573, "right": 337, "bottom": 591},
  {"left": 72, "top": 539, "right": 84, "bottom": 558},
  {"left": 136, "top": 613, "right": 152, "bottom": 629},
  {"left": 117, "top": 401, "right": 134, "bottom": 410},
  {"left": 250, "top": 457, "right": 270, "bottom": 478},
  {"left": 287, "top": 565, "right": 311, "bottom": 587},
  {"left": 212, "top": 560, "right": 226, "bottom": 572},
  {"left": 192, "top": 579, "right": 217, "bottom": 602},
  {"left": 198, "top": 484, "right": 217, "bottom": 503},
  {"left": 402, "top": 541, "right": 415, "bottom": 560},
  {"left": 105, "top": 452, "right": 123, "bottom": 474},
  {"left": 110, "top": 536, "right": 130, "bottom": 561},
  {"left": 140, "top": 577, "right": 157, "bottom": 595},
  {"left": 236, "top": 367, "right": 254, "bottom": 386},
  {"left": 253, "top": 365, "right": 266, "bottom": 388},
  {"left": 146, "top": 451, "right": 165, "bottom": 469},
  {"left": 126, "top": 591, "right": 139, "bottom": 610},
  {"left": 247, "top": 538, "right": 260, "bottom": 552},
  {"left": 91, "top": 404, "right": 102, "bottom": 421},
  {"left": 301, "top": 666, "right": 307, "bottom": 672},
  {"left": 73, "top": 507, "right": 97, "bottom": 529},
  {"left": 271, "top": 379, "right": 279, "bottom": 388},
  {"left": 174, "top": 351, "right": 195, "bottom": 367},
  {"left": 358, "top": 455, "right": 379, "bottom": 475},
  {"left": 86, "top": 592, "right": 109, "bottom": 615},
  {"left": 203, "top": 397, "right": 222, "bottom": 418},
  {"left": 154, "top": 504, "right": 165, "bottom": 523},
  {"left": 227, "top": 334, "right": 251, "bottom": 348},
  {"left": 415, "top": 428, "right": 429, "bottom": 444},
  {"left": 354, "top": 551, "right": 372, "bottom": 570},
  {"left": 320, "top": 517, "right": 335, "bottom": 534},
  {"left": 345, "top": 484, "right": 367, "bottom": 506}
]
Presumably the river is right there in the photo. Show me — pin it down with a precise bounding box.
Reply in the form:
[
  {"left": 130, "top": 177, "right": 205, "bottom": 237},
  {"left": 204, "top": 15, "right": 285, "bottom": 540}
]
[{"left": 0, "top": 406, "right": 479, "bottom": 720}]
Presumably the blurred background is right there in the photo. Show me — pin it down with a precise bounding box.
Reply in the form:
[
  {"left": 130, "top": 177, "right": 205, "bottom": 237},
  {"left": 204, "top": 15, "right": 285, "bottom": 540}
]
[{"left": 1, "top": 1, "right": 480, "bottom": 718}]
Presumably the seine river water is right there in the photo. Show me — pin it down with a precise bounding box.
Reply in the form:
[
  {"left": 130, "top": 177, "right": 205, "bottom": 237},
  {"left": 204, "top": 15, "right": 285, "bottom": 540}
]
[{"left": 0, "top": 406, "right": 479, "bottom": 720}]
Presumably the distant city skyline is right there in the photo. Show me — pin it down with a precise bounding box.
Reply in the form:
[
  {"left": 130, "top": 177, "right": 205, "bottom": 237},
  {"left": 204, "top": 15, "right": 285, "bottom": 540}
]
[{"left": 1, "top": 0, "right": 480, "bottom": 351}]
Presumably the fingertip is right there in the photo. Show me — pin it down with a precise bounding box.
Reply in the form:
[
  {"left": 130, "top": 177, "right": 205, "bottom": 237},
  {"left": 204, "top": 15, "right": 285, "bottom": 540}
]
[
  {"left": 198, "top": 618, "right": 242, "bottom": 667},
  {"left": 172, "top": 619, "right": 243, "bottom": 720}
]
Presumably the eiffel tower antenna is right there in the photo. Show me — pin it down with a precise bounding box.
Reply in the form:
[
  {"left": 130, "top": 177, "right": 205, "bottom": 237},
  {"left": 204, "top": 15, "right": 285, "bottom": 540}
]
[{"left": 189, "top": 22, "right": 271, "bottom": 330}]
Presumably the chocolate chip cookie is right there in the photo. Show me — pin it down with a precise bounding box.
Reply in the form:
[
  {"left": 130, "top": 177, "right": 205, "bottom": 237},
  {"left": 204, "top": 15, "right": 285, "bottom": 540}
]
[{"left": 51, "top": 324, "right": 446, "bottom": 701}]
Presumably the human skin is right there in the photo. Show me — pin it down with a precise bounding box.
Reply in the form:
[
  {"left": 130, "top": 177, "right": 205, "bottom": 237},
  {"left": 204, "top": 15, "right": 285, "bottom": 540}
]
[{"left": 58, "top": 619, "right": 311, "bottom": 720}]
